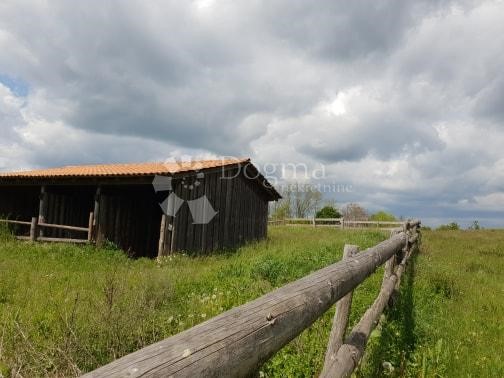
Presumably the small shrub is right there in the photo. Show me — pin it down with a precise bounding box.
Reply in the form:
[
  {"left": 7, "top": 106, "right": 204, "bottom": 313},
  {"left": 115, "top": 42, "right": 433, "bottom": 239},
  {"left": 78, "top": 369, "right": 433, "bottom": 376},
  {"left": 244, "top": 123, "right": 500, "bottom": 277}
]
[
  {"left": 468, "top": 220, "right": 481, "bottom": 230},
  {"left": 436, "top": 222, "right": 460, "bottom": 231},
  {"left": 369, "top": 211, "right": 396, "bottom": 222},
  {"left": 315, "top": 206, "right": 341, "bottom": 219}
]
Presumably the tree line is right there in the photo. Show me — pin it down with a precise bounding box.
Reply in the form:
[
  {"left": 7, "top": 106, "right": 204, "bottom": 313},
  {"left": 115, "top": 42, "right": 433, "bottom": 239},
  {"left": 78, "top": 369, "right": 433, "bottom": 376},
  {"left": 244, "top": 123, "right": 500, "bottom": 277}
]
[{"left": 269, "top": 183, "right": 397, "bottom": 221}]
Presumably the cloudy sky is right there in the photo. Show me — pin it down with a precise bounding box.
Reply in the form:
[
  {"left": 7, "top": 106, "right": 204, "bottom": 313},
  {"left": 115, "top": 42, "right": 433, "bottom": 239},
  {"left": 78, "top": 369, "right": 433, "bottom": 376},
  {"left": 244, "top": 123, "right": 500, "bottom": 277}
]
[{"left": 1, "top": 0, "right": 504, "bottom": 227}]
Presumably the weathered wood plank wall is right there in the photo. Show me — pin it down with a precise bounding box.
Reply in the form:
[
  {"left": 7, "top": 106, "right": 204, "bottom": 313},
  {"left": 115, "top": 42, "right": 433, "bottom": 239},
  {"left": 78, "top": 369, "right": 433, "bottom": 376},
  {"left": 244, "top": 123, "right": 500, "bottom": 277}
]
[
  {"left": 0, "top": 186, "right": 39, "bottom": 223},
  {"left": 167, "top": 168, "right": 269, "bottom": 254},
  {"left": 95, "top": 186, "right": 161, "bottom": 257},
  {"left": 0, "top": 166, "right": 272, "bottom": 257}
]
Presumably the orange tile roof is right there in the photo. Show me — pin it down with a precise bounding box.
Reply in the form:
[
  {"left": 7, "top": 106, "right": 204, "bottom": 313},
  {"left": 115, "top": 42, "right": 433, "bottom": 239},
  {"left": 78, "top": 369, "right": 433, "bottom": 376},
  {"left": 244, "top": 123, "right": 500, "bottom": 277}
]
[{"left": 0, "top": 158, "right": 250, "bottom": 179}]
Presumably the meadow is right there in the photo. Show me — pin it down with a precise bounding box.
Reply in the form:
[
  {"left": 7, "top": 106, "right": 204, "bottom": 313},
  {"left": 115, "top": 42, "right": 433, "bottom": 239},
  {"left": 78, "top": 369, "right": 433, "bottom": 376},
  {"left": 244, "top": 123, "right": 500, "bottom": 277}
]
[{"left": 0, "top": 226, "right": 503, "bottom": 377}]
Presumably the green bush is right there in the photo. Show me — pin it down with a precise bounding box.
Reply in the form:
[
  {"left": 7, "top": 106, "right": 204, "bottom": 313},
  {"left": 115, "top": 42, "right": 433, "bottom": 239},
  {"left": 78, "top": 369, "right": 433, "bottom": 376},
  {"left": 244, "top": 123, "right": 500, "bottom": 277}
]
[
  {"left": 315, "top": 206, "right": 341, "bottom": 219},
  {"left": 436, "top": 222, "right": 460, "bottom": 231},
  {"left": 369, "top": 211, "right": 396, "bottom": 222},
  {"left": 468, "top": 220, "right": 481, "bottom": 230}
]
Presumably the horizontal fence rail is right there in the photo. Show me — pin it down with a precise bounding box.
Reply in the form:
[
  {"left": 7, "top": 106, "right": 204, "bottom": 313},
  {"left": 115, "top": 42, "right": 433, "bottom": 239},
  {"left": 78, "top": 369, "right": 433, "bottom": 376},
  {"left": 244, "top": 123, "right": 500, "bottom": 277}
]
[
  {"left": 268, "top": 218, "right": 405, "bottom": 230},
  {"left": 0, "top": 213, "right": 94, "bottom": 243},
  {"left": 84, "top": 220, "right": 421, "bottom": 378},
  {"left": 0, "top": 219, "right": 32, "bottom": 226}
]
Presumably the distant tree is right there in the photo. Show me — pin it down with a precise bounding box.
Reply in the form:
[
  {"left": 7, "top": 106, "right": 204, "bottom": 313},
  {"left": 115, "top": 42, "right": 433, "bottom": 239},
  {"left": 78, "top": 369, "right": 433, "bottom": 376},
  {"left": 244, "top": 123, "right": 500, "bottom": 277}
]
[
  {"left": 342, "top": 203, "right": 368, "bottom": 221},
  {"left": 291, "top": 182, "right": 322, "bottom": 218},
  {"left": 437, "top": 222, "right": 460, "bottom": 231},
  {"left": 270, "top": 182, "right": 322, "bottom": 219},
  {"left": 468, "top": 220, "right": 481, "bottom": 230},
  {"left": 370, "top": 211, "right": 396, "bottom": 222},
  {"left": 270, "top": 200, "right": 291, "bottom": 220},
  {"left": 316, "top": 206, "right": 341, "bottom": 219}
]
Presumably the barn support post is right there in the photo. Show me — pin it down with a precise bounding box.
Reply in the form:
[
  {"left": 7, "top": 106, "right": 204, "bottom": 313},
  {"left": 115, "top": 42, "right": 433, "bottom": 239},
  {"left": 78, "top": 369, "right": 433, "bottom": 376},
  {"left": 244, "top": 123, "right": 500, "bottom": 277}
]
[
  {"left": 167, "top": 181, "right": 177, "bottom": 254},
  {"left": 88, "top": 212, "right": 94, "bottom": 242},
  {"left": 169, "top": 216, "right": 176, "bottom": 254},
  {"left": 157, "top": 213, "right": 167, "bottom": 259},
  {"left": 93, "top": 186, "right": 102, "bottom": 242},
  {"left": 38, "top": 185, "right": 47, "bottom": 237},
  {"left": 95, "top": 192, "right": 106, "bottom": 247},
  {"left": 30, "top": 217, "right": 38, "bottom": 241},
  {"left": 93, "top": 186, "right": 101, "bottom": 226}
]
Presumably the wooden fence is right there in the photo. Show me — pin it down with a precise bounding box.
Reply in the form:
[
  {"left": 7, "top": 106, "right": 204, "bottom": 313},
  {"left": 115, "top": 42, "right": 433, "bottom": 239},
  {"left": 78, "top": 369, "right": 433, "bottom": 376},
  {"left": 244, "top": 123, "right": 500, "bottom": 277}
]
[
  {"left": 0, "top": 212, "right": 94, "bottom": 244},
  {"left": 83, "top": 220, "right": 421, "bottom": 377},
  {"left": 269, "top": 217, "right": 405, "bottom": 230}
]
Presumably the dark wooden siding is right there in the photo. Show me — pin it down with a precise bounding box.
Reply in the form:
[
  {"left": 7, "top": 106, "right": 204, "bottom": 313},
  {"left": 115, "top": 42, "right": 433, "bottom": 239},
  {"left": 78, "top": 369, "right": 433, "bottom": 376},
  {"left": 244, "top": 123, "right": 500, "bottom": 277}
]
[
  {"left": 0, "top": 186, "right": 39, "bottom": 220},
  {"left": 168, "top": 168, "right": 269, "bottom": 253},
  {"left": 0, "top": 167, "right": 272, "bottom": 257},
  {"left": 44, "top": 186, "right": 95, "bottom": 238},
  {"left": 95, "top": 186, "right": 162, "bottom": 258},
  {"left": 0, "top": 186, "right": 39, "bottom": 236}
]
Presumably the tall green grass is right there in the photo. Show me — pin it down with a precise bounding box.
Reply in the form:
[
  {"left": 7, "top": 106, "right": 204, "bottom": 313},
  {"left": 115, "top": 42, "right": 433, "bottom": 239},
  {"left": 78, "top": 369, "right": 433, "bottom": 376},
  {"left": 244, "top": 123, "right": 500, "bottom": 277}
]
[
  {"left": 0, "top": 226, "right": 386, "bottom": 377},
  {"left": 360, "top": 230, "right": 504, "bottom": 377},
  {"left": 1, "top": 227, "right": 503, "bottom": 377}
]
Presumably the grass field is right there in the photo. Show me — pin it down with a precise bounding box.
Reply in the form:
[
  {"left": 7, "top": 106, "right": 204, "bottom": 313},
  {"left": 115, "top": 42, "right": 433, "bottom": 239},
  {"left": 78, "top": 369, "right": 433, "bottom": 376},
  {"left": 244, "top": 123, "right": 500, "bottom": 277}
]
[{"left": 0, "top": 226, "right": 503, "bottom": 377}]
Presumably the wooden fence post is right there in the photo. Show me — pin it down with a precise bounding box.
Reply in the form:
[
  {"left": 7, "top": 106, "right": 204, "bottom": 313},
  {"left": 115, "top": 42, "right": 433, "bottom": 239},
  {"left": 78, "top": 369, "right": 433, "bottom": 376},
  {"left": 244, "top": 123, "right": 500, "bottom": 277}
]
[
  {"left": 312, "top": 216, "right": 316, "bottom": 228},
  {"left": 93, "top": 186, "right": 101, "bottom": 239},
  {"left": 157, "top": 214, "right": 167, "bottom": 259},
  {"left": 170, "top": 219, "right": 176, "bottom": 254},
  {"left": 325, "top": 226, "right": 420, "bottom": 378},
  {"left": 38, "top": 185, "right": 47, "bottom": 237},
  {"left": 322, "top": 244, "right": 360, "bottom": 376},
  {"left": 87, "top": 212, "right": 94, "bottom": 242},
  {"left": 30, "top": 217, "right": 38, "bottom": 241},
  {"left": 383, "top": 228, "right": 401, "bottom": 285}
]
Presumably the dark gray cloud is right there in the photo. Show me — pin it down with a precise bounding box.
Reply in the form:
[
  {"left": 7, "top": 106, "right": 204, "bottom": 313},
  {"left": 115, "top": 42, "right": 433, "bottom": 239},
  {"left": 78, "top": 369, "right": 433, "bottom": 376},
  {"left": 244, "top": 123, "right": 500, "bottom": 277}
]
[
  {"left": 474, "top": 75, "right": 504, "bottom": 122},
  {"left": 260, "top": 0, "right": 437, "bottom": 61},
  {"left": 0, "top": 0, "right": 457, "bottom": 153}
]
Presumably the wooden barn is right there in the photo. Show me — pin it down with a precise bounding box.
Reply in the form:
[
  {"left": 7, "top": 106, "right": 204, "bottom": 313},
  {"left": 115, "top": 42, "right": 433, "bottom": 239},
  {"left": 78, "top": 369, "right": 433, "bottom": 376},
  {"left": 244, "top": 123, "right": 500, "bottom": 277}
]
[{"left": 0, "top": 158, "right": 280, "bottom": 257}]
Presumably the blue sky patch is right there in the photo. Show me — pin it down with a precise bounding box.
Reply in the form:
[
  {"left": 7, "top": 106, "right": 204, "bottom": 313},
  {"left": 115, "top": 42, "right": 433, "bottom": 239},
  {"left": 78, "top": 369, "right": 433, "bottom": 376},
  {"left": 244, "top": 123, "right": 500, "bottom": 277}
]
[{"left": 0, "top": 74, "right": 29, "bottom": 97}]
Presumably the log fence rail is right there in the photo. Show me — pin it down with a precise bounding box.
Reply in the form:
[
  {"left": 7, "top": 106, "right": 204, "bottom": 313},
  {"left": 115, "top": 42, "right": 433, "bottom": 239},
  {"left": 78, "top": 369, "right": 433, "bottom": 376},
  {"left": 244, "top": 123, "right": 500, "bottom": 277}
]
[
  {"left": 84, "top": 219, "right": 421, "bottom": 377},
  {"left": 0, "top": 212, "right": 94, "bottom": 244}
]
